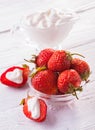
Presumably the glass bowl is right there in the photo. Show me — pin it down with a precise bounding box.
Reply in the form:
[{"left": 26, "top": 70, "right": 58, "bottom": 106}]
[
  {"left": 20, "top": 8, "right": 78, "bottom": 49},
  {"left": 28, "top": 78, "right": 75, "bottom": 109}
]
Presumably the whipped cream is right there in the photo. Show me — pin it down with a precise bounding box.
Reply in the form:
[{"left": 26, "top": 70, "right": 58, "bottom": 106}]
[
  {"left": 6, "top": 69, "right": 23, "bottom": 84},
  {"left": 25, "top": 8, "right": 75, "bottom": 29},
  {"left": 27, "top": 97, "right": 40, "bottom": 119}
]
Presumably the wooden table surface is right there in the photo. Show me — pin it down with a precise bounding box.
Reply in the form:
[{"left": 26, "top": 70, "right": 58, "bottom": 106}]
[{"left": 0, "top": 0, "right": 95, "bottom": 130}]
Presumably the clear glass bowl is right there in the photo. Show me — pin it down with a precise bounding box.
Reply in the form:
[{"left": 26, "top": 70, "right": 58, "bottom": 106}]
[
  {"left": 19, "top": 8, "right": 78, "bottom": 49},
  {"left": 28, "top": 78, "right": 75, "bottom": 109}
]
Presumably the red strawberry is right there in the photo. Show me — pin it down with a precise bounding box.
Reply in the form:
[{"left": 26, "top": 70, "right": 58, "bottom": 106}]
[
  {"left": 31, "top": 69, "right": 58, "bottom": 95},
  {"left": 24, "top": 48, "right": 55, "bottom": 67},
  {"left": 48, "top": 50, "right": 71, "bottom": 72},
  {"left": 58, "top": 69, "right": 82, "bottom": 99},
  {"left": 36, "top": 48, "right": 55, "bottom": 67},
  {"left": 0, "top": 64, "right": 29, "bottom": 88},
  {"left": 21, "top": 96, "right": 47, "bottom": 122},
  {"left": 71, "top": 58, "right": 90, "bottom": 81}
]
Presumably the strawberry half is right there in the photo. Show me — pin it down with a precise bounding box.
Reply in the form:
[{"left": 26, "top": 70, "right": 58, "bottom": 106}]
[
  {"left": 22, "top": 96, "right": 47, "bottom": 122},
  {"left": 58, "top": 69, "right": 82, "bottom": 99},
  {"left": 0, "top": 64, "right": 29, "bottom": 88},
  {"left": 71, "top": 58, "right": 90, "bottom": 81}
]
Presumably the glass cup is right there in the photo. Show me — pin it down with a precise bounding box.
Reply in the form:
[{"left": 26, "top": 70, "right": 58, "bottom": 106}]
[
  {"left": 28, "top": 78, "right": 76, "bottom": 110},
  {"left": 18, "top": 8, "right": 78, "bottom": 49}
]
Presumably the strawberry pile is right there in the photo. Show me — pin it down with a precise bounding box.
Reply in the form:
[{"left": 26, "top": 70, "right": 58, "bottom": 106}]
[
  {"left": 27, "top": 48, "right": 90, "bottom": 99},
  {"left": 0, "top": 48, "right": 90, "bottom": 122}
]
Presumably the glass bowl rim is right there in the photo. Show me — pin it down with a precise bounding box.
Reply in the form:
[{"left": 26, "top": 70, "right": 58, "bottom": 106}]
[{"left": 28, "top": 78, "right": 75, "bottom": 102}]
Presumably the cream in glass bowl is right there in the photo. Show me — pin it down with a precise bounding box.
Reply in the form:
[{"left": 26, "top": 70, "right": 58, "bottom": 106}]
[{"left": 21, "top": 8, "right": 78, "bottom": 49}]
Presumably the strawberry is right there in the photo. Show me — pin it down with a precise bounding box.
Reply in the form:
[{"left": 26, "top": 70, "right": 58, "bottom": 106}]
[
  {"left": 71, "top": 58, "right": 90, "bottom": 81},
  {"left": 58, "top": 69, "right": 82, "bottom": 99},
  {"left": 21, "top": 96, "right": 47, "bottom": 122},
  {"left": 36, "top": 48, "right": 55, "bottom": 67},
  {"left": 48, "top": 50, "right": 71, "bottom": 72},
  {"left": 31, "top": 69, "right": 58, "bottom": 95},
  {"left": 0, "top": 64, "right": 29, "bottom": 88},
  {"left": 24, "top": 48, "right": 55, "bottom": 67}
]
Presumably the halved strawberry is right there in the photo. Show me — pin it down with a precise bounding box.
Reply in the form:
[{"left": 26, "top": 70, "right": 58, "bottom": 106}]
[
  {"left": 22, "top": 96, "right": 47, "bottom": 122},
  {"left": 0, "top": 64, "right": 29, "bottom": 88}
]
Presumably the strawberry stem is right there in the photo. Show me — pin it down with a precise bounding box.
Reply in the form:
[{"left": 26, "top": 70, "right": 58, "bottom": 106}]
[
  {"left": 71, "top": 53, "right": 85, "bottom": 58},
  {"left": 29, "top": 66, "right": 47, "bottom": 78},
  {"left": 24, "top": 59, "right": 35, "bottom": 63},
  {"left": 85, "top": 79, "right": 90, "bottom": 83},
  {"left": 36, "top": 66, "right": 46, "bottom": 72},
  {"left": 67, "top": 83, "right": 83, "bottom": 99},
  {"left": 72, "top": 90, "right": 79, "bottom": 100},
  {"left": 66, "top": 52, "right": 85, "bottom": 61},
  {"left": 24, "top": 55, "right": 37, "bottom": 64}
]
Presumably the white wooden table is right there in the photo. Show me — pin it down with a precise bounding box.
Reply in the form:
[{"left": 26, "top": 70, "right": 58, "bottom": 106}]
[{"left": 0, "top": 0, "right": 95, "bottom": 130}]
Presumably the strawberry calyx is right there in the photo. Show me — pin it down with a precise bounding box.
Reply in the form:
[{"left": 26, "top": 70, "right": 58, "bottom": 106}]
[
  {"left": 24, "top": 55, "right": 37, "bottom": 64},
  {"left": 66, "top": 52, "right": 72, "bottom": 61},
  {"left": 80, "top": 71, "right": 91, "bottom": 82},
  {"left": 20, "top": 98, "right": 25, "bottom": 105},
  {"left": 22, "top": 64, "right": 30, "bottom": 77},
  {"left": 30, "top": 66, "right": 47, "bottom": 78},
  {"left": 22, "top": 64, "right": 29, "bottom": 68},
  {"left": 66, "top": 51, "right": 85, "bottom": 61},
  {"left": 66, "top": 83, "right": 83, "bottom": 99},
  {"left": 20, "top": 91, "right": 32, "bottom": 105}
]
